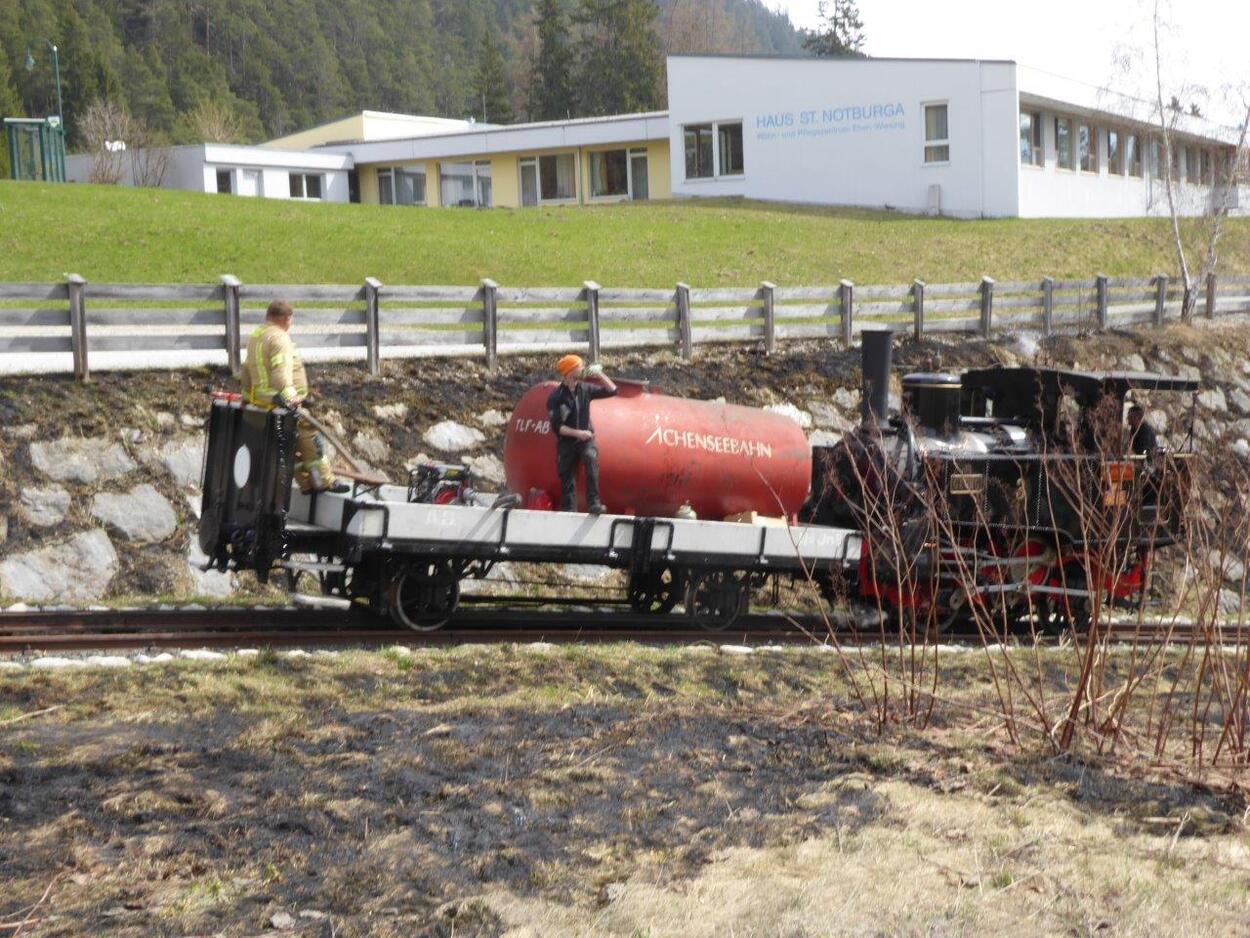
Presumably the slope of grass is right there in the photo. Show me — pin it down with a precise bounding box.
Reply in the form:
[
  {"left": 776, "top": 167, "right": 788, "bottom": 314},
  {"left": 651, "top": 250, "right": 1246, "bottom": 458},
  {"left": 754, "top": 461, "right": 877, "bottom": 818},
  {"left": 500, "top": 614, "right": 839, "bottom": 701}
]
[{"left": 2, "top": 180, "right": 1248, "bottom": 287}]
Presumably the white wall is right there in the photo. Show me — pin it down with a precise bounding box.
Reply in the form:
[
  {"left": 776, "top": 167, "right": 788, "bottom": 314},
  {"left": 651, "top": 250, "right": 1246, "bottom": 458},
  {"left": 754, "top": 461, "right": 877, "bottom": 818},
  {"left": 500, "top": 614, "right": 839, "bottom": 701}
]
[{"left": 665, "top": 56, "right": 1020, "bottom": 218}]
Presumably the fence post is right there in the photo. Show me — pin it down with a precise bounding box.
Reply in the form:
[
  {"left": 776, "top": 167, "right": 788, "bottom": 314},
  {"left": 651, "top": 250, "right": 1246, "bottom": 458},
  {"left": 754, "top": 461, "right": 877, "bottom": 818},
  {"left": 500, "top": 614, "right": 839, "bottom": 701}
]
[
  {"left": 758, "top": 280, "right": 776, "bottom": 355},
  {"left": 675, "top": 282, "right": 693, "bottom": 360},
  {"left": 66, "top": 273, "right": 88, "bottom": 382},
  {"left": 220, "top": 274, "right": 242, "bottom": 377},
  {"left": 979, "top": 276, "right": 995, "bottom": 338},
  {"left": 839, "top": 279, "right": 854, "bottom": 346},
  {"left": 1095, "top": 273, "right": 1109, "bottom": 330},
  {"left": 363, "top": 277, "right": 382, "bottom": 376},
  {"left": 1041, "top": 277, "right": 1054, "bottom": 336},
  {"left": 911, "top": 279, "right": 925, "bottom": 341},
  {"left": 481, "top": 278, "right": 498, "bottom": 369},
  {"left": 1205, "top": 271, "right": 1217, "bottom": 319},
  {"left": 583, "top": 280, "right": 601, "bottom": 362},
  {"left": 1154, "top": 273, "right": 1169, "bottom": 328}
]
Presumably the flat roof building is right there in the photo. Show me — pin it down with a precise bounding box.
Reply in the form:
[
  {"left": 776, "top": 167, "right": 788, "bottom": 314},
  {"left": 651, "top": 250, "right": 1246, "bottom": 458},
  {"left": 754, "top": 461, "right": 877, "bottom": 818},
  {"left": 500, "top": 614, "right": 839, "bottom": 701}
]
[{"left": 60, "top": 56, "right": 1246, "bottom": 218}]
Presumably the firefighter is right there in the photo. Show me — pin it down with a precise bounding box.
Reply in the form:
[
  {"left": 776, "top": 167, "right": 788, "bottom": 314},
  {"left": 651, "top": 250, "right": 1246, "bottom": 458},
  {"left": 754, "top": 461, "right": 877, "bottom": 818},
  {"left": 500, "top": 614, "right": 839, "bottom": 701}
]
[
  {"left": 242, "top": 299, "right": 349, "bottom": 494},
  {"left": 547, "top": 354, "right": 617, "bottom": 513}
]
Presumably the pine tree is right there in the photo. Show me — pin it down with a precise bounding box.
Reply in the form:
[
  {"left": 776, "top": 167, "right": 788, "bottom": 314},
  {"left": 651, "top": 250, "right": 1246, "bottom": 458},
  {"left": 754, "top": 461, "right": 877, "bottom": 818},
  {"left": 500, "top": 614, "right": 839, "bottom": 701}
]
[
  {"left": 0, "top": 56, "right": 22, "bottom": 178},
  {"left": 574, "top": 0, "right": 663, "bottom": 116},
  {"left": 529, "top": 0, "right": 576, "bottom": 120},
  {"left": 802, "top": 0, "right": 866, "bottom": 57},
  {"left": 474, "top": 32, "right": 514, "bottom": 124}
]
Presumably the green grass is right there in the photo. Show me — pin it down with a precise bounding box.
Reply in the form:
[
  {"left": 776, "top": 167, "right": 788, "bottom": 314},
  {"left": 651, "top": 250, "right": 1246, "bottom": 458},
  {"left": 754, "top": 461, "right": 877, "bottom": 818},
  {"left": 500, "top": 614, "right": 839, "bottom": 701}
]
[{"left": 2, "top": 179, "right": 1248, "bottom": 286}]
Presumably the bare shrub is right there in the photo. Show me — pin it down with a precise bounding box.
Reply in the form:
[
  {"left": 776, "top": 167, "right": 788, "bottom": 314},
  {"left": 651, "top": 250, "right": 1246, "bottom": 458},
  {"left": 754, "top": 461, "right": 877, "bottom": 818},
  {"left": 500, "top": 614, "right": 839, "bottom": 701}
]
[
  {"left": 127, "top": 117, "right": 169, "bottom": 188},
  {"left": 186, "top": 98, "right": 244, "bottom": 144},
  {"left": 78, "top": 100, "right": 133, "bottom": 185}
]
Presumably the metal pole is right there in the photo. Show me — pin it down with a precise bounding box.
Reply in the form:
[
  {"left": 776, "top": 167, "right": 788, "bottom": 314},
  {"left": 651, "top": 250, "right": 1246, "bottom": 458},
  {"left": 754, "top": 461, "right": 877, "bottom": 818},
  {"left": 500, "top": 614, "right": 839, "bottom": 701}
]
[{"left": 51, "top": 43, "right": 65, "bottom": 181}]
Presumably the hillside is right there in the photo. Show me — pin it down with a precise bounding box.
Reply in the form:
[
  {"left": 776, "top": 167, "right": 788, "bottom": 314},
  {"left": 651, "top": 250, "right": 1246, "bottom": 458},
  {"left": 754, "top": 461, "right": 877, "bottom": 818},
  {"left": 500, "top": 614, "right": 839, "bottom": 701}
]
[
  {"left": 2, "top": 181, "right": 1249, "bottom": 286},
  {"left": 1, "top": 0, "right": 803, "bottom": 147}
]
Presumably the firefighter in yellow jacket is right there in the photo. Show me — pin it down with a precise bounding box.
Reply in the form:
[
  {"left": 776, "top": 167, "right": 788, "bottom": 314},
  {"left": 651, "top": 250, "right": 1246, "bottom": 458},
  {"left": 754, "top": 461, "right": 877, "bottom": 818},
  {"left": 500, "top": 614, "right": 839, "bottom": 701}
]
[{"left": 242, "top": 299, "right": 349, "bottom": 493}]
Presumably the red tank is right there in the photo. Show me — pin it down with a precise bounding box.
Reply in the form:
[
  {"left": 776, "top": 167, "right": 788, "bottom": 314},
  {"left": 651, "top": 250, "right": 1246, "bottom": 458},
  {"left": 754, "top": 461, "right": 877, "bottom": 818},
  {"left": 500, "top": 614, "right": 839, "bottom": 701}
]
[{"left": 503, "top": 379, "right": 812, "bottom": 519}]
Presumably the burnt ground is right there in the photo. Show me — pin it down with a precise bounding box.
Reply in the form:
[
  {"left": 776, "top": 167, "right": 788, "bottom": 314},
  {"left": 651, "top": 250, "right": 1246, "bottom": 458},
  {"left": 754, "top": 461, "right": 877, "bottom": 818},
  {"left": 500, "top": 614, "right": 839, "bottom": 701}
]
[{"left": 2, "top": 646, "right": 1249, "bottom": 938}]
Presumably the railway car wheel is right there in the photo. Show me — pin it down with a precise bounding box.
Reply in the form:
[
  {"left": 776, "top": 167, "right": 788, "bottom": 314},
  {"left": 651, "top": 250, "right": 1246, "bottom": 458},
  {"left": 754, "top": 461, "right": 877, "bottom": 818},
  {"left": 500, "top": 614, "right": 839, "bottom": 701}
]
[
  {"left": 628, "top": 566, "right": 685, "bottom": 615},
  {"left": 685, "top": 570, "right": 748, "bottom": 631},
  {"left": 388, "top": 560, "right": 461, "bottom": 631}
]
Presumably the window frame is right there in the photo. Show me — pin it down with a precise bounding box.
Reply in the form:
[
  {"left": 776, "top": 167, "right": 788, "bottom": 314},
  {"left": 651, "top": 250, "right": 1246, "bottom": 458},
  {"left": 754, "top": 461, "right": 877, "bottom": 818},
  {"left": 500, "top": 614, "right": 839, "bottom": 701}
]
[
  {"left": 588, "top": 146, "right": 651, "bottom": 201},
  {"left": 215, "top": 168, "right": 233, "bottom": 194},
  {"left": 922, "top": 101, "right": 950, "bottom": 165},
  {"left": 1126, "top": 133, "right": 1143, "bottom": 178},
  {"left": 518, "top": 153, "right": 578, "bottom": 205},
  {"left": 682, "top": 119, "right": 743, "bottom": 181},
  {"left": 717, "top": 122, "right": 744, "bottom": 177},
  {"left": 438, "top": 160, "right": 492, "bottom": 208},
  {"left": 377, "top": 166, "right": 427, "bottom": 206},
  {"left": 1019, "top": 110, "right": 1043, "bottom": 168},
  {"left": 1107, "top": 128, "right": 1123, "bottom": 176},
  {"left": 288, "top": 171, "right": 324, "bottom": 201}
]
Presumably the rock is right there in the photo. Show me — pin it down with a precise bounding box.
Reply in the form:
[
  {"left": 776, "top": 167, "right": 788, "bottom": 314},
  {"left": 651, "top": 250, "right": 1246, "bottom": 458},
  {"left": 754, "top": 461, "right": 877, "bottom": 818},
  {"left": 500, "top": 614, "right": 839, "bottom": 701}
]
[
  {"left": 91, "top": 485, "right": 177, "bottom": 543},
  {"left": 462, "top": 453, "right": 506, "bottom": 487},
  {"left": 30, "top": 657, "right": 85, "bottom": 670},
  {"left": 0, "top": 661, "right": 23, "bottom": 672},
  {"left": 7, "top": 423, "right": 37, "bottom": 440},
  {"left": 84, "top": 656, "right": 131, "bottom": 669},
  {"left": 1211, "top": 551, "right": 1247, "bottom": 585},
  {"left": 179, "top": 414, "right": 200, "bottom": 428},
  {"left": 298, "top": 911, "right": 328, "bottom": 921},
  {"left": 29, "top": 438, "right": 137, "bottom": 484},
  {"left": 563, "top": 563, "right": 613, "bottom": 584},
  {"left": 764, "top": 402, "right": 812, "bottom": 429},
  {"left": 135, "top": 652, "right": 175, "bottom": 664},
  {"left": 184, "top": 493, "right": 203, "bottom": 520},
  {"left": 0, "top": 530, "right": 118, "bottom": 602},
  {"left": 0, "top": 516, "right": 7, "bottom": 543},
  {"left": 1228, "top": 389, "right": 1250, "bottom": 415},
  {"left": 160, "top": 436, "right": 204, "bottom": 488},
  {"left": 809, "top": 430, "right": 842, "bottom": 448},
  {"left": 423, "top": 420, "right": 486, "bottom": 453},
  {"left": 373, "top": 402, "right": 409, "bottom": 422},
  {"left": 270, "top": 911, "right": 295, "bottom": 930},
  {"left": 181, "top": 649, "right": 226, "bottom": 662},
  {"left": 1197, "top": 388, "right": 1227, "bottom": 413},
  {"left": 187, "top": 542, "right": 235, "bottom": 599},
  {"left": 599, "top": 883, "right": 626, "bottom": 905},
  {"left": 1218, "top": 589, "right": 1244, "bottom": 616},
  {"left": 832, "top": 387, "right": 860, "bottom": 411},
  {"left": 476, "top": 408, "right": 509, "bottom": 428},
  {"left": 155, "top": 412, "right": 177, "bottom": 431},
  {"left": 1122, "top": 353, "right": 1147, "bottom": 373},
  {"left": 352, "top": 431, "right": 390, "bottom": 464},
  {"left": 806, "top": 400, "right": 853, "bottom": 431},
  {"left": 18, "top": 486, "right": 71, "bottom": 528},
  {"left": 1235, "top": 439, "right": 1250, "bottom": 461},
  {"left": 1015, "top": 333, "right": 1041, "bottom": 360}
]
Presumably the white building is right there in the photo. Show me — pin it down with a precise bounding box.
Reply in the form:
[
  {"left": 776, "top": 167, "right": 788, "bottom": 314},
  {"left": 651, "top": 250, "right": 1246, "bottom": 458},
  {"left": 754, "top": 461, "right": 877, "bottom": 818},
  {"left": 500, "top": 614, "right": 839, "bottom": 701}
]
[{"left": 60, "top": 58, "right": 1246, "bottom": 218}]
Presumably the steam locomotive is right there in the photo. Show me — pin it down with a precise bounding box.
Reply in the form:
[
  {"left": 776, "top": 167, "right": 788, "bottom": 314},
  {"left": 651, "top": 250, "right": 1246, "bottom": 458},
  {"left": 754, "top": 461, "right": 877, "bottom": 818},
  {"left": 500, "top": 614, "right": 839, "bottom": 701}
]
[{"left": 198, "top": 333, "right": 1198, "bottom": 631}]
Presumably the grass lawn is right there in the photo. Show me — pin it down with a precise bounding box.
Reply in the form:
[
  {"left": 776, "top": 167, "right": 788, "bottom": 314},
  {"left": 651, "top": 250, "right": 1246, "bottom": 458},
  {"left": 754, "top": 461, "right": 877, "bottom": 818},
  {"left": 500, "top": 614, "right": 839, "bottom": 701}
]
[
  {"left": 1, "top": 644, "right": 1247, "bottom": 938},
  {"left": 2, "top": 180, "right": 1248, "bottom": 287}
]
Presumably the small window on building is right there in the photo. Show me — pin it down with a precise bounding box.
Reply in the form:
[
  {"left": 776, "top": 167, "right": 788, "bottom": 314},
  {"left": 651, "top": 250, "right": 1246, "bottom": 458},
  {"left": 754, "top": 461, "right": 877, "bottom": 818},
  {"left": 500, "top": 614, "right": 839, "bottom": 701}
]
[
  {"left": 1055, "top": 117, "right": 1074, "bottom": 170},
  {"left": 1126, "top": 134, "right": 1143, "bottom": 177},
  {"left": 1172, "top": 145, "right": 1184, "bottom": 181},
  {"left": 378, "top": 167, "right": 426, "bottom": 206},
  {"left": 539, "top": 153, "right": 576, "bottom": 201},
  {"left": 439, "top": 161, "right": 491, "bottom": 207},
  {"left": 684, "top": 124, "right": 714, "bottom": 179},
  {"left": 1019, "top": 111, "right": 1043, "bottom": 167},
  {"left": 718, "top": 122, "right": 744, "bottom": 176},
  {"left": 1150, "top": 137, "right": 1163, "bottom": 177},
  {"left": 590, "top": 149, "right": 630, "bottom": 198},
  {"left": 1200, "top": 149, "right": 1212, "bottom": 185},
  {"left": 1077, "top": 122, "right": 1096, "bottom": 172},
  {"left": 288, "top": 172, "right": 323, "bottom": 200},
  {"left": 1107, "top": 130, "right": 1123, "bottom": 175},
  {"left": 474, "top": 160, "right": 492, "bottom": 208},
  {"left": 216, "top": 169, "right": 233, "bottom": 194},
  {"left": 923, "top": 103, "right": 949, "bottom": 163}
]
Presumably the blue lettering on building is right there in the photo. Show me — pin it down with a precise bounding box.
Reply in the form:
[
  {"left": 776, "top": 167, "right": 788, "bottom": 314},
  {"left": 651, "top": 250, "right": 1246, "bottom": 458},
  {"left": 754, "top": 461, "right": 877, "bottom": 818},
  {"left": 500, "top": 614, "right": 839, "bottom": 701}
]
[{"left": 753, "top": 102, "right": 906, "bottom": 142}]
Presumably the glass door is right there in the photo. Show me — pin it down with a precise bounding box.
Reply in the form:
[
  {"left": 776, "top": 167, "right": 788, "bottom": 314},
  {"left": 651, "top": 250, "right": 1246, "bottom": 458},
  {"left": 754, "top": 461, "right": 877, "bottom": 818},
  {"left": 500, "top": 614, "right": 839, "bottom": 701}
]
[
  {"left": 629, "top": 150, "right": 649, "bottom": 200},
  {"left": 519, "top": 159, "right": 538, "bottom": 206}
]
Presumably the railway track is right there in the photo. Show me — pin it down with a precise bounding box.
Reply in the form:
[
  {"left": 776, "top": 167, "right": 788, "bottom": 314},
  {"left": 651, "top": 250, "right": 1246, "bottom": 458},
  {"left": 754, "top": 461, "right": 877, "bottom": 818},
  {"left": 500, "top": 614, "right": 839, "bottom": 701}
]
[{"left": 0, "top": 605, "right": 841, "bottom": 654}]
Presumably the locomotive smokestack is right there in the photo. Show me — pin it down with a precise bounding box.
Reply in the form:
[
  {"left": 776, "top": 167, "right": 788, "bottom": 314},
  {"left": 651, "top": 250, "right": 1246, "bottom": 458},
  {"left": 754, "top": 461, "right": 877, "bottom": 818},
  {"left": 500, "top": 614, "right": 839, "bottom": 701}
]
[{"left": 861, "top": 329, "right": 894, "bottom": 428}]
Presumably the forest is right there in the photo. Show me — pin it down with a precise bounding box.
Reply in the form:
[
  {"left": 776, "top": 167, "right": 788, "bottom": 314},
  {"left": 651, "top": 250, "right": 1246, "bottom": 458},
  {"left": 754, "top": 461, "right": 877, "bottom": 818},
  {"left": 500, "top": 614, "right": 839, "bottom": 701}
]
[{"left": 1, "top": 0, "right": 804, "bottom": 148}]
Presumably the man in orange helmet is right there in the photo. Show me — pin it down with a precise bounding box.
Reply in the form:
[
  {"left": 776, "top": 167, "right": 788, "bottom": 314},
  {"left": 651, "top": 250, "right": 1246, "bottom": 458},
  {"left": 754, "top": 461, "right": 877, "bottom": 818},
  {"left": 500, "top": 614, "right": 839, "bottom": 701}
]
[{"left": 547, "top": 354, "right": 617, "bottom": 513}]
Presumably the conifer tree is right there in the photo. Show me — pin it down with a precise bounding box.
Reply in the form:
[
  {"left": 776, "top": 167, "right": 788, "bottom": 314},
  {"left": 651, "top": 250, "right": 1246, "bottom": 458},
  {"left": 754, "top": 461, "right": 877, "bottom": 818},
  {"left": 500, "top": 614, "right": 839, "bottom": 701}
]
[
  {"left": 474, "top": 32, "right": 514, "bottom": 124},
  {"left": 529, "top": 0, "right": 576, "bottom": 120},
  {"left": 574, "top": 0, "right": 663, "bottom": 116},
  {"left": 801, "top": 0, "right": 866, "bottom": 57}
]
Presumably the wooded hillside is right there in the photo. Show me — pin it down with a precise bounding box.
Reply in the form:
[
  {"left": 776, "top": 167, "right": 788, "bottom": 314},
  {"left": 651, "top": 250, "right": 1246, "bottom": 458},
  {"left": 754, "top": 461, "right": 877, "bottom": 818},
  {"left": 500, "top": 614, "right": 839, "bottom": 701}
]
[{"left": 1, "top": 0, "right": 803, "bottom": 147}]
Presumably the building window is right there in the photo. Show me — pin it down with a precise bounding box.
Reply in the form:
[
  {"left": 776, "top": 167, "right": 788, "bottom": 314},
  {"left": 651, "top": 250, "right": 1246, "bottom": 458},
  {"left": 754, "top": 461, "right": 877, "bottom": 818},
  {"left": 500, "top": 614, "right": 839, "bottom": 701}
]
[
  {"left": 1055, "top": 117, "right": 1073, "bottom": 170},
  {"left": 1150, "top": 137, "right": 1163, "bottom": 177},
  {"left": 718, "top": 122, "right": 744, "bottom": 176},
  {"left": 1126, "top": 134, "right": 1143, "bottom": 177},
  {"left": 539, "top": 154, "right": 576, "bottom": 201},
  {"left": 1077, "top": 122, "right": 1096, "bottom": 172},
  {"left": 1107, "top": 130, "right": 1123, "bottom": 175},
  {"left": 439, "top": 161, "right": 491, "bottom": 207},
  {"left": 1200, "top": 149, "right": 1211, "bottom": 185},
  {"left": 1172, "top": 145, "right": 1184, "bottom": 181},
  {"left": 590, "top": 149, "right": 628, "bottom": 198},
  {"left": 289, "top": 172, "right": 323, "bottom": 199},
  {"left": 684, "top": 124, "right": 714, "bottom": 179},
  {"left": 1019, "top": 111, "right": 1043, "bottom": 167},
  {"left": 216, "top": 169, "right": 233, "bottom": 194},
  {"left": 378, "top": 167, "right": 426, "bottom": 206},
  {"left": 923, "top": 103, "right": 949, "bottom": 163}
]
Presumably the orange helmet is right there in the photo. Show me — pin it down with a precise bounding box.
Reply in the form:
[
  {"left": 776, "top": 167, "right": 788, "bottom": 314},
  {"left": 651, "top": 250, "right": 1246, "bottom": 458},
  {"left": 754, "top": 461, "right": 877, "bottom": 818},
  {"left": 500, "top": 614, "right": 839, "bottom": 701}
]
[{"left": 556, "top": 354, "right": 584, "bottom": 377}]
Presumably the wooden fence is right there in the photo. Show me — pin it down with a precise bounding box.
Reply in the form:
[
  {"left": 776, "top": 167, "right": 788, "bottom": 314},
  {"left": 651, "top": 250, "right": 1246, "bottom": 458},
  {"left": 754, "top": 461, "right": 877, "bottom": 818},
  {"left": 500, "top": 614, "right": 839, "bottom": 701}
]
[{"left": 2, "top": 272, "right": 1249, "bottom": 381}]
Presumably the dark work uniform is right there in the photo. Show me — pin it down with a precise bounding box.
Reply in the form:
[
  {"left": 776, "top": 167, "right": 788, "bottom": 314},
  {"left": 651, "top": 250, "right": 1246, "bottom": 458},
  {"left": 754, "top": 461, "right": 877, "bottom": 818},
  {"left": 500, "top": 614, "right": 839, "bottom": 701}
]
[
  {"left": 547, "top": 380, "right": 617, "bottom": 511},
  {"left": 1130, "top": 419, "right": 1158, "bottom": 456}
]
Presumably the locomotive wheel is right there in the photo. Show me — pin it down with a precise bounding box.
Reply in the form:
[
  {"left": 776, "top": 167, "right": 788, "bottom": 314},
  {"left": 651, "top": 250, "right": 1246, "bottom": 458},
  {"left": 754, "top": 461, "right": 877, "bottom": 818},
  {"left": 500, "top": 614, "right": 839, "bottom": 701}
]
[
  {"left": 628, "top": 566, "right": 686, "bottom": 615},
  {"left": 388, "top": 560, "right": 461, "bottom": 631},
  {"left": 685, "top": 569, "right": 749, "bottom": 631},
  {"left": 1035, "top": 596, "right": 1091, "bottom": 635}
]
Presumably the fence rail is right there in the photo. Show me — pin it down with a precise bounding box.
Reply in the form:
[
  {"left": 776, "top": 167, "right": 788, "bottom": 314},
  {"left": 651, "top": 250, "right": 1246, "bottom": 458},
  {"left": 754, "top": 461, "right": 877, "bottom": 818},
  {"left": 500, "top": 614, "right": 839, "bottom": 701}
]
[{"left": 2, "top": 271, "right": 1249, "bottom": 380}]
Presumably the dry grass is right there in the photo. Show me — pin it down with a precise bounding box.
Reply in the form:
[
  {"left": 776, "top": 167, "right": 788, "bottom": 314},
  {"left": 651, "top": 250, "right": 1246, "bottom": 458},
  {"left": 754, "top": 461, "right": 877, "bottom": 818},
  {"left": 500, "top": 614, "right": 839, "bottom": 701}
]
[{"left": 2, "top": 644, "right": 1247, "bottom": 937}]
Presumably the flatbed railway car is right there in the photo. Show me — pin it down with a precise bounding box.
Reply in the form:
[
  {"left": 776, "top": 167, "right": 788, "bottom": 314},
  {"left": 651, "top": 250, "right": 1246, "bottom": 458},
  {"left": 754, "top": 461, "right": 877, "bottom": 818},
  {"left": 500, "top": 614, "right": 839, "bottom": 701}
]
[{"left": 198, "top": 397, "right": 863, "bottom": 630}]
